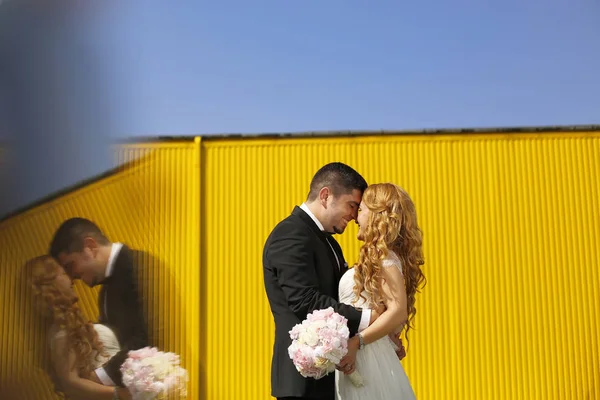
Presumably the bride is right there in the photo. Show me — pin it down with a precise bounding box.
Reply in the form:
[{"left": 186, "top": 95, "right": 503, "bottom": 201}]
[
  {"left": 22, "top": 255, "right": 132, "bottom": 400},
  {"left": 335, "top": 183, "right": 426, "bottom": 400}
]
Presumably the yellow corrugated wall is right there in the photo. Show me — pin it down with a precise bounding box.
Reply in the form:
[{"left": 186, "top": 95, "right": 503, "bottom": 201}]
[
  {"left": 0, "top": 139, "right": 201, "bottom": 399},
  {"left": 202, "top": 132, "right": 600, "bottom": 399},
  {"left": 1, "top": 132, "right": 599, "bottom": 399}
]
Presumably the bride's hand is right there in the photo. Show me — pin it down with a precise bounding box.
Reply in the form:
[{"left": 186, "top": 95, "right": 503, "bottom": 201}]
[
  {"left": 337, "top": 336, "right": 359, "bottom": 375},
  {"left": 115, "top": 387, "right": 132, "bottom": 400}
]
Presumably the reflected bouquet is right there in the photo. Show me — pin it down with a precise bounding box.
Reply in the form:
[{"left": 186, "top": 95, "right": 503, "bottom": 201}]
[{"left": 120, "top": 347, "right": 188, "bottom": 399}]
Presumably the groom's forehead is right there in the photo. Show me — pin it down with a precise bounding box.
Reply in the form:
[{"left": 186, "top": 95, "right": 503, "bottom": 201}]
[
  {"left": 339, "top": 189, "right": 362, "bottom": 204},
  {"left": 57, "top": 252, "right": 77, "bottom": 272}
]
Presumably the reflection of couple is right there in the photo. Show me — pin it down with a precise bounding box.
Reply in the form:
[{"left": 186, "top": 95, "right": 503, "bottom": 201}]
[
  {"left": 263, "top": 162, "right": 426, "bottom": 400},
  {"left": 22, "top": 218, "right": 159, "bottom": 400}
]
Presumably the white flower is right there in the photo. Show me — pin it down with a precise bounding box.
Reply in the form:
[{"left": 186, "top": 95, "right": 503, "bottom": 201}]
[{"left": 300, "top": 329, "right": 319, "bottom": 347}]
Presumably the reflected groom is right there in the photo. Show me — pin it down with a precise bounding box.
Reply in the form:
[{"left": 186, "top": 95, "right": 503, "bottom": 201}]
[{"left": 49, "top": 218, "right": 152, "bottom": 387}]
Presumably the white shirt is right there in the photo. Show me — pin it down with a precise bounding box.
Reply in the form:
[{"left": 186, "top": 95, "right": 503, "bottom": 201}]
[
  {"left": 300, "top": 203, "right": 371, "bottom": 332},
  {"left": 95, "top": 242, "right": 123, "bottom": 386},
  {"left": 105, "top": 242, "right": 123, "bottom": 280}
]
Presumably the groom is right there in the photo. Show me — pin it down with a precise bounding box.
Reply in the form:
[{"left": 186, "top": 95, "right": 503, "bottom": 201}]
[
  {"left": 263, "top": 162, "right": 377, "bottom": 400},
  {"left": 49, "top": 217, "right": 154, "bottom": 388}
]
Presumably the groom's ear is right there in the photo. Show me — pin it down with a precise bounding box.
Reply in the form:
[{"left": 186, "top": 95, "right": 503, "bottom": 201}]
[
  {"left": 319, "top": 186, "right": 331, "bottom": 207},
  {"left": 82, "top": 236, "right": 99, "bottom": 256}
]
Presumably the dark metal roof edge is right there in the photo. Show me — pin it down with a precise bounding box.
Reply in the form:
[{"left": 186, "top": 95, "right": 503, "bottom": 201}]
[
  {"left": 3, "top": 125, "right": 600, "bottom": 146},
  {"left": 2, "top": 123, "right": 599, "bottom": 223},
  {"left": 112, "top": 136, "right": 198, "bottom": 144},
  {"left": 113, "top": 124, "right": 600, "bottom": 143},
  {"left": 0, "top": 163, "right": 127, "bottom": 225}
]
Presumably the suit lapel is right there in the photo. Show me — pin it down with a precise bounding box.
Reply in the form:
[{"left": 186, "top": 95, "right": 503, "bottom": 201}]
[
  {"left": 98, "top": 285, "right": 107, "bottom": 321},
  {"left": 292, "top": 206, "right": 347, "bottom": 283},
  {"left": 328, "top": 235, "right": 348, "bottom": 282},
  {"left": 292, "top": 206, "right": 325, "bottom": 238},
  {"left": 98, "top": 245, "right": 129, "bottom": 323}
]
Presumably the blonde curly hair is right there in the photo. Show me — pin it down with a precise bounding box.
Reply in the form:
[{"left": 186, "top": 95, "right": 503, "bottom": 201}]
[
  {"left": 20, "top": 255, "right": 106, "bottom": 393},
  {"left": 352, "top": 183, "right": 426, "bottom": 344}
]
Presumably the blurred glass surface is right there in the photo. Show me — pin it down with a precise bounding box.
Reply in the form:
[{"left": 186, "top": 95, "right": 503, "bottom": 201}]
[{"left": 0, "top": 1, "right": 118, "bottom": 217}]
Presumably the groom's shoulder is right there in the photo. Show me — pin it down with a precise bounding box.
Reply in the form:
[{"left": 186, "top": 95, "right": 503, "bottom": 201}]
[
  {"left": 118, "top": 244, "right": 150, "bottom": 258},
  {"left": 117, "top": 244, "right": 139, "bottom": 264},
  {"left": 117, "top": 246, "right": 160, "bottom": 271},
  {"left": 264, "top": 212, "right": 310, "bottom": 244},
  {"left": 269, "top": 211, "right": 305, "bottom": 233}
]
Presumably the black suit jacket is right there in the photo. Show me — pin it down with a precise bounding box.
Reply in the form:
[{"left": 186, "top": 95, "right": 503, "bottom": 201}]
[
  {"left": 262, "top": 206, "right": 363, "bottom": 400},
  {"left": 98, "top": 245, "right": 155, "bottom": 387}
]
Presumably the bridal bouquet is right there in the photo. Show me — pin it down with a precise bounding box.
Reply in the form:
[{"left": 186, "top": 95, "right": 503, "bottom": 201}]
[
  {"left": 288, "top": 307, "right": 364, "bottom": 387},
  {"left": 120, "top": 347, "right": 189, "bottom": 399}
]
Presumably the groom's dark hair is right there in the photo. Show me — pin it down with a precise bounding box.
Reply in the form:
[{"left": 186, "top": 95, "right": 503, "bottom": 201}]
[
  {"left": 49, "top": 217, "right": 110, "bottom": 258},
  {"left": 306, "top": 162, "right": 367, "bottom": 201}
]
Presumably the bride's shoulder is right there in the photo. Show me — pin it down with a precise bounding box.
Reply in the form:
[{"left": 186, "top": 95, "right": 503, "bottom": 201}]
[
  {"left": 48, "top": 324, "right": 64, "bottom": 339},
  {"left": 93, "top": 323, "right": 120, "bottom": 344},
  {"left": 47, "top": 324, "right": 67, "bottom": 352},
  {"left": 93, "top": 323, "right": 115, "bottom": 336},
  {"left": 381, "top": 250, "right": 402, "bottom": 270},
  {"left": 341, "top": 266, "right": 356, "bottom": 280}
]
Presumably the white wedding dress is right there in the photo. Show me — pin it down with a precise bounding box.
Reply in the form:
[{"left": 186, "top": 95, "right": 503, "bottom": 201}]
[
  {"left": 50, "top": 323, "right": 121, "bottom": 374},
  {"left": 335, "top": 251, "right": 417, "bottom": 400}
]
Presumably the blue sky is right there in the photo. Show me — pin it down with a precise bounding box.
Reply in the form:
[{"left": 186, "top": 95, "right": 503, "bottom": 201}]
[
  {"left": 3, "top": 1, "right": 600, "bottom": 138},
  {"left": 1, "top": 0, "right": 600, "bottom": 215},
  {"left": 102, "top": 0, "right": 600, "bottom": 136}
]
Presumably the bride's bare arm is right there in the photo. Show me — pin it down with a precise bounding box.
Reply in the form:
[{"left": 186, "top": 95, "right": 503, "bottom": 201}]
[
  {"left": 381, "top": 305, "right": 407, "bottom": 360},
  {"left": 337, "top": 265, "right": 408, "bottom": 373},
  {"left": 50, "top": 334, "right": 131, "bottom": 400},
  {"left": 356, "top": 265, "right": 408, "bottom": 345}
]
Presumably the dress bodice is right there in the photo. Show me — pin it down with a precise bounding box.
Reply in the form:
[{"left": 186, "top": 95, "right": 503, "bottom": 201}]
[
  {"left": 49, "top": 323, "right": 121, "bottom": 370},
  {"left": 335, "top": 251, "right": 415, "bottom": 399},
  {"left": 92, "top": 323, "right": 120, "bottom": 369},
  {"left": 338, "top": 250, "right": 403, "bottom": 307}
]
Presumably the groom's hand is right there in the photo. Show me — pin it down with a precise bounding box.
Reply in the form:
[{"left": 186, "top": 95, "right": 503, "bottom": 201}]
[
  {"left": 389, "top": 333, "right": 406, "bottom": 360},
  {"left": 84, "top": 370, "right": 102, "bottom": 384},
  {"left": 368, "top": 303, "right": 386, "bottom": 325},
  {"left": 396, "top": 344, "right": 406, "bottom": 360}
]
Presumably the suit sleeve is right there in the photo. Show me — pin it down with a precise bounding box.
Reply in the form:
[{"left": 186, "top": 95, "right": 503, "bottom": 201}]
[
  {"left": 266, "top": 226, "right": 363, "bottom": 335},
  {"left": 102, "top": 263, "right": 149, "bottom": 386}
]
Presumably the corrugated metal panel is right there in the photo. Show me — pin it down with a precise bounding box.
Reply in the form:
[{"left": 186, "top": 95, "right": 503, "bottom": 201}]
[
  {"left": 0, "top": 140, "right": 201, "bottom": 399},
  {"left": 2, "top": 131, "right": 599, "bottom": 399},
  {"left": 201, "top": 132, "right": 600, "bottom": 399}
]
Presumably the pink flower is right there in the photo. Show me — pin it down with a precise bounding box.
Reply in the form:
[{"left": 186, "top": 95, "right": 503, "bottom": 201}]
[
  {"left": 307, "top": 307, "right": 335, "bottom": 322},
  {"left": 128, "top": 346, "right": 158, "bottom": 360}
]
